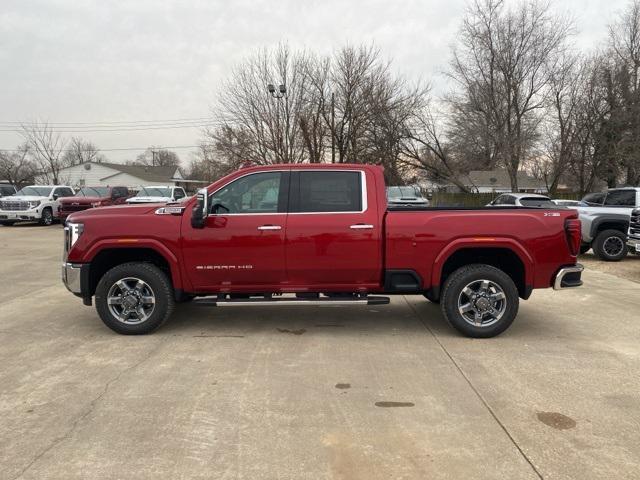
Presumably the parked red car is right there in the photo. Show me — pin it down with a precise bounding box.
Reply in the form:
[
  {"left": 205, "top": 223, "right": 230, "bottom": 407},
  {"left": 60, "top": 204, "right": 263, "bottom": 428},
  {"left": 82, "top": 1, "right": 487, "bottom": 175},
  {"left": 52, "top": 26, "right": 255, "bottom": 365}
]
[
  {"left": 61, "top": 164, "right": 583, "bottom": 337},
  {"left": 57, "top": 186, "right": 131, "bottom": 221}
]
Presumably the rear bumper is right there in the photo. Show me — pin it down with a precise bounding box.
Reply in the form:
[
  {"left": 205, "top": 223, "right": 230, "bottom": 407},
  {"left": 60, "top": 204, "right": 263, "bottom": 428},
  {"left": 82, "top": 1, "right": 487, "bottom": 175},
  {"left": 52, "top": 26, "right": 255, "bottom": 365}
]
[{"left": 553, "top": 264, "right": 584, "bottom": 290}]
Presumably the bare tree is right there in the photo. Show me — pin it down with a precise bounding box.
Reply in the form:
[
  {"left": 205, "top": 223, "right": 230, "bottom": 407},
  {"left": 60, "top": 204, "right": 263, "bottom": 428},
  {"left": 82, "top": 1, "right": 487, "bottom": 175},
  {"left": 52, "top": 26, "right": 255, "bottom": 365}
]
[
  {"left": 20, "top": 122, "right": 67, "bottom": 184},
  {"left": 209, "top": 44, "right": 309, "bottom": 165},
  {"left": 604, "top": 0, "right": 640, "bottom": 185},
  {"left": 62, "top": 137, "right": 105, "bottom": 166},
  {"left": 0, "top": 144, "right": 38, "bottom": 188},
  {"left": 538, "top": 53, "right": 583, "bottom": 194},
  {"left": 135, "top": 147, "right": 180, "bottom": 167},
  {"left": 448, "top": 0, "right": 572, "bottom": 191},
  {"left": 400, "top": 102, "right": 474, "bottom": 192}
]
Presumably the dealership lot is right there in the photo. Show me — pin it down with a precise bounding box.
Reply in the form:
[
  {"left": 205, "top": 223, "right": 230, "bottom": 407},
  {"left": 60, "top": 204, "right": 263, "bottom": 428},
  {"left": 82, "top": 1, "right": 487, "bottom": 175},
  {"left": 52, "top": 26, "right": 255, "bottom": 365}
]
[{"left": 1, "top": 224, "right": 639, "bottom": 479}]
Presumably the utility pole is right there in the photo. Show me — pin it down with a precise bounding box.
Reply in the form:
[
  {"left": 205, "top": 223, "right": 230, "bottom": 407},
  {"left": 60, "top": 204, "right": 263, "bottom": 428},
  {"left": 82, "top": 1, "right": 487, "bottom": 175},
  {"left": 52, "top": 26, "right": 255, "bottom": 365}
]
[{"left": 331, "top": 92, "right": 335, "bottom": 163}]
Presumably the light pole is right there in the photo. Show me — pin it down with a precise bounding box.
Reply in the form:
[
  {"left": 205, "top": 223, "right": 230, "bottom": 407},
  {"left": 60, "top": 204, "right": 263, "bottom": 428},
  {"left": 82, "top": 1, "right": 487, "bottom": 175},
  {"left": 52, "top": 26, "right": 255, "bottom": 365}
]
[{"left": 267, "top": 83, "right": 286, "bottom": 99}]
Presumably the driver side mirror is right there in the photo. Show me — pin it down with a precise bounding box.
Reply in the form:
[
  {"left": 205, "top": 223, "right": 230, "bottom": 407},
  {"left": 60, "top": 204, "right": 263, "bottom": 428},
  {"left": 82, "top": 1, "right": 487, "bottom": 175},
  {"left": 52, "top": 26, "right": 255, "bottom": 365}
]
[
  {"left": 52, "top": 193, "right": 60, "bottom": 200},
  {"left": 191, "top": 188, "right": 209, "bottom": 229}
]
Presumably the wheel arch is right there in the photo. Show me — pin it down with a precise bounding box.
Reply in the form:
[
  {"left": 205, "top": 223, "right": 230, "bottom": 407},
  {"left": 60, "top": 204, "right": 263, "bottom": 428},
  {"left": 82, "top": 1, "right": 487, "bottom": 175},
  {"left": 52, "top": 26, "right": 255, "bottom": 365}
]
[
  {"left": 85, "top": 242, "right": 183, "bottom": 297},
  {"left": 431, "top": 241, "right": 533, "bottom": 300},
  {"left": 591, "top": 216, "right": 629, "bottom": 238}
]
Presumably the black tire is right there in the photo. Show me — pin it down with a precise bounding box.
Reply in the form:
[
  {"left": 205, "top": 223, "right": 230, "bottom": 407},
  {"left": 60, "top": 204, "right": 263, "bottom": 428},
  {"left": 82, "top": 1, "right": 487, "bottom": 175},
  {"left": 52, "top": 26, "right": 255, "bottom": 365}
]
[
  {"left": 95, "top": 262, "right": 174, "bottom": 334},
  {"left": 0, "top": 221, "right": 16, "bottom": 226},
  {"left": 39, "top": 207, "right": 53, "bottom": 226},
  {"left": 579, "top": 244, "right": 591, "bottom": 255},
  {"left": 423, "top": 291, "right": 440, "bottom": 303},
  {"left": 440, "top": 264, "right": 519, "bottom": 338},
  {"left": 593, "top": 229, "right": 627, "bottom": 262}
]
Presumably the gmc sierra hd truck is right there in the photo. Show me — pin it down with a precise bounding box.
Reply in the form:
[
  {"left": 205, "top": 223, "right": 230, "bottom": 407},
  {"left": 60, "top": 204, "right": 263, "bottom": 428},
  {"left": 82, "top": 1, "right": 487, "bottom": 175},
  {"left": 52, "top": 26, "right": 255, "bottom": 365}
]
[
  {"left": 57, "top": 186, "right": 131, "bottom": 221},
  {"left": 62, "top": 164, "right": 583, "bottom": 338}
]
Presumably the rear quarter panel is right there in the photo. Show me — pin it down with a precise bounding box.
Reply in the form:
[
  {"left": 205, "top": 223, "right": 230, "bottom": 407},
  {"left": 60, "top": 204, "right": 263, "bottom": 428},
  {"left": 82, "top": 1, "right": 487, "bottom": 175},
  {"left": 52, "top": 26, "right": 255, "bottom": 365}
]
[{"left": 385, "top": 209, "right": 578, "bottom": 290}]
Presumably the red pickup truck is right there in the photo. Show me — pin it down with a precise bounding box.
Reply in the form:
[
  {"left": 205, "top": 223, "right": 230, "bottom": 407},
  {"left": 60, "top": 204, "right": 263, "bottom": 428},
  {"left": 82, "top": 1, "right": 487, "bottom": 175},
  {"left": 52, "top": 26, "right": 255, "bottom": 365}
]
[
  {"left": 62, "top": 164, "right": 583, "bottom": 337},
  {"left": 57, "top": 186, "right": 131, "bottom": 221}
]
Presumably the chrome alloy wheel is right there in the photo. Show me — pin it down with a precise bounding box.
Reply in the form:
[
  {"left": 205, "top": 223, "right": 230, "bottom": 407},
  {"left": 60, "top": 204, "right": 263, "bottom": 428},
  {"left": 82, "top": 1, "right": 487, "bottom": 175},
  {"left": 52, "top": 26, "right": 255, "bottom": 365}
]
[
  {"left": 107, "top": 277, "right": 156, "bottom": 325},
  {"left": 457, "top": 279, "right": 507, "bottom": 327},
  {"left": 603, "top": 236, "right": 625, "bottom": 257}
]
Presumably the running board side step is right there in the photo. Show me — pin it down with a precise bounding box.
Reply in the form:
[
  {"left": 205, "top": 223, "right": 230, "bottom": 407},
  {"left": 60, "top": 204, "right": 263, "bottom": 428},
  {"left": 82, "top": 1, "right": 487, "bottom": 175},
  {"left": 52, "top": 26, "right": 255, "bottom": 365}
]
[{"left": 193, "top": 296, "right": 390, "bottom": 307}]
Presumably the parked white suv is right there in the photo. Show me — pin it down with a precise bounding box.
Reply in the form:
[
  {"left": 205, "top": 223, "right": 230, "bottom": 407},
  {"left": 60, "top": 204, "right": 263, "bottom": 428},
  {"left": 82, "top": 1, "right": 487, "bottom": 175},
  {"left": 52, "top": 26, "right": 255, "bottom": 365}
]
[
  {"left": 0, "top": 185, "right": 75, "bottom": 226},
  {"left": 126, "top": 186, "right": 187, "bottom": 204},
  {"left": 487, "top": 193, "right": 555, "bottom": 207}
]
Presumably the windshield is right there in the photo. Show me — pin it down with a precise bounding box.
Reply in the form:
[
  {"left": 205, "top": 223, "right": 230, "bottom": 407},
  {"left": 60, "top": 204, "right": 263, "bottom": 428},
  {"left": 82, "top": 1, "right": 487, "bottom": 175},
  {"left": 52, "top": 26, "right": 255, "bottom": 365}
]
[
  {"left": 520, "top": 197, "right": 555, "bottom": 207},
  {"left": 137, "top": 187, "right": 171, "bottom": 197},
  {"left": 15, "top": 186, "right": 52, "bottom": 197},
  {"left": 77, "top": 187, "right": 110, "bottom": 197},
  {"left": 0, "top": 185, "right": 16, "bottom": 196},
  {"left": 388, "top": 186, "right": 420, "bottom": 199}
]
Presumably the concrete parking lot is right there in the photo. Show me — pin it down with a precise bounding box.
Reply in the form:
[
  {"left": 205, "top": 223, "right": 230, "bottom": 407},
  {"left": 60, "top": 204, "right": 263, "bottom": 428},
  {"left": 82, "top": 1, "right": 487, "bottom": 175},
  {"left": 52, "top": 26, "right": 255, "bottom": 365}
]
[{"left": 1, "top": 224, "right": 639, "bottom": 480}]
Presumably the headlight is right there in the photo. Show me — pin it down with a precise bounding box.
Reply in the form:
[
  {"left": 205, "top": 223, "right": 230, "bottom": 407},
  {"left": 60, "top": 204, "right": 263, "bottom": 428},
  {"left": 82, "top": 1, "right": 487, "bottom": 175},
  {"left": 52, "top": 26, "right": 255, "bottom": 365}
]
[
  {"left": 28, "top": 200, "right": 41, "bottom": 209},
  {"left": 67, "top": 221, "right": 84, "bottom": 247}
]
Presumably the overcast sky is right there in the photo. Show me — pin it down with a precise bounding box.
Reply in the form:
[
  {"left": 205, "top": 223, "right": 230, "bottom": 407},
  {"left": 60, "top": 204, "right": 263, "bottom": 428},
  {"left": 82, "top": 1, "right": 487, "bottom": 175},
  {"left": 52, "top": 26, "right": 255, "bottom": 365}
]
[{"left": 0, "top": 0, "right": 627, "bottom": 164}]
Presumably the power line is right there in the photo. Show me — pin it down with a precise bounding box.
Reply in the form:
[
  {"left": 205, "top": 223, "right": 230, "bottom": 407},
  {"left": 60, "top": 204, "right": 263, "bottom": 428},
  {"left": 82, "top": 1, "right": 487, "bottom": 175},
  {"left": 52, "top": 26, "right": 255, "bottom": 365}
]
[
  {"left": 0, "top": 122, "right": 231, "bottom": 133},
  {"left": 0, "top": 116, "right": 213, "bottom": 126},
  {"left": 0, "top": 144, "right": 213, "bottom": 153}
]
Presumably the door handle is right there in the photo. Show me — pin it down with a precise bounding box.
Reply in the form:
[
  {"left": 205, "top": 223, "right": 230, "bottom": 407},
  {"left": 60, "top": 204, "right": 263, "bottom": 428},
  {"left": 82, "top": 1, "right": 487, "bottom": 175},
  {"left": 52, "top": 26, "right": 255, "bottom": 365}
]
[
  {"left": 257, "top": 225, "right": 282, "bottom": 231},
  {"left": 350, "top": 224, "right": 374, "bottom": 230}
]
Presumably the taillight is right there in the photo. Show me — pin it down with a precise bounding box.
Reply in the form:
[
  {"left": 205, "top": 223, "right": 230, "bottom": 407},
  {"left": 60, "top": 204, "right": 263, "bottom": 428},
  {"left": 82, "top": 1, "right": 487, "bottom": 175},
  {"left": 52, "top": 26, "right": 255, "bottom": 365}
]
[{"left": 564, "top": 217, "right": 581, "bottom": 256}]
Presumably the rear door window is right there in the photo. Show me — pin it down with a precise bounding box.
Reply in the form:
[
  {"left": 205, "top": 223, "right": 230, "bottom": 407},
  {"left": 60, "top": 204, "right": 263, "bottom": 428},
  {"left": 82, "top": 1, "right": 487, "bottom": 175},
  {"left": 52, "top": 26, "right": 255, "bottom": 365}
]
[
  {"left": 293, "top": 171, "right": 363, "bottom": 213},
  {"left": 604, "top": 190, "right": 636, "bottom": 206},
  {"left": 519, "top": 197, "right": 555, "bottom": 207}
]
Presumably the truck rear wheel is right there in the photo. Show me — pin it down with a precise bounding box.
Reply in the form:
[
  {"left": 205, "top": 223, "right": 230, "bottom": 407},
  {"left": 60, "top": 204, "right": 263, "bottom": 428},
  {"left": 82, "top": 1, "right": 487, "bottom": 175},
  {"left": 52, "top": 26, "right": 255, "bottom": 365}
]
[
  {"left": 440, "top": 264, "right": 519, "bottom": 338},
  {"left": 95, "top": 262, "right": 174, "bottom": 335},
  {"left": 593, "top": 229, "right": 627, "bottom": 261}
]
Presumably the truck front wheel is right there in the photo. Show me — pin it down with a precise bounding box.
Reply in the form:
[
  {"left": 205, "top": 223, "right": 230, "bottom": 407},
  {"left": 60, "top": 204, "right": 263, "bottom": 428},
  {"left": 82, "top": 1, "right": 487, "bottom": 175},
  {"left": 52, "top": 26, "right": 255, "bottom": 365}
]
[
  {"left": 593, "top": 229, "right": 627, "bottom": 261},
  {"left": 95, "top": 262, "right": 175, "bottom": 334},
  {"left": 39, "top": 207, "right": 53, "bottom": 226},
  {"left": 440, "top": 264, "right": 519, "bottom": 338}
]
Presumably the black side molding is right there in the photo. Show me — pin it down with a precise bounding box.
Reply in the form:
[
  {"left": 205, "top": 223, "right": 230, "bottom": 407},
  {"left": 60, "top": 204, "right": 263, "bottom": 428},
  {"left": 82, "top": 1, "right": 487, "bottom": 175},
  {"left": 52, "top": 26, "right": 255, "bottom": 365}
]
[{"left": 383, "top": 269, "right": 423, "bottom": 293}]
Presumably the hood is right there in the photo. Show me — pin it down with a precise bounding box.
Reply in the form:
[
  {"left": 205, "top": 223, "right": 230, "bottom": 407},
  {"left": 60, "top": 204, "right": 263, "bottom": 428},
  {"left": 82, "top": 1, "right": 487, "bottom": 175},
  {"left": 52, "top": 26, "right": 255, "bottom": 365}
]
[
  {"left": 126, "top": 196, "right": 172, "bottom": 203},
  {"left": 67, "top": 203, "right": 159, "bottom": 222},
  {"left": 60, "top": 195, "right": 104, "bottom": 204},
  {"left": 1, "top": 195, "right": 48, "bottom": 202}
]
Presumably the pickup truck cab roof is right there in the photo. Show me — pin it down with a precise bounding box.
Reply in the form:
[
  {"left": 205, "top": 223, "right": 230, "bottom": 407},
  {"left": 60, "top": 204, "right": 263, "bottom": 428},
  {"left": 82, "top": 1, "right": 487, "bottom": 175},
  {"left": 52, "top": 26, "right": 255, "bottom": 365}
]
[{"left": 61, "top": 163, "right": 582, "bottom": 338}]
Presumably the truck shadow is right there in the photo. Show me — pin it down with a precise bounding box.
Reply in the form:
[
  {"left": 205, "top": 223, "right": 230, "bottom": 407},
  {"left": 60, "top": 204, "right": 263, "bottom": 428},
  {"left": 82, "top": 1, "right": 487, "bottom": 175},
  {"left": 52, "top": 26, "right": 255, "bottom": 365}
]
[
  {"left": 163, "top": 298, "right": 443, "bottom": 338},
  {"left": 159, "top": 296, "right": 559, "bottom": 341}
]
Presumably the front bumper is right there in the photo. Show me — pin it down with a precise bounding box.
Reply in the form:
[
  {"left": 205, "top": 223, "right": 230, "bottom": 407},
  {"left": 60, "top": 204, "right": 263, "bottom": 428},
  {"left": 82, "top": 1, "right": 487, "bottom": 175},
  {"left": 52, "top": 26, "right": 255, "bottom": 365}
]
[
  {"left": 627, "top": 237, "right": 640, "bottom": 253},
  {"left": 0, "top": 209, "right": 40, "bottom": 221},
  {"left": 553, "top": 264, "right": 584, "bottom": 290},
  {"left": 62, "top": 262, "right": 89, "bottom": 296}
]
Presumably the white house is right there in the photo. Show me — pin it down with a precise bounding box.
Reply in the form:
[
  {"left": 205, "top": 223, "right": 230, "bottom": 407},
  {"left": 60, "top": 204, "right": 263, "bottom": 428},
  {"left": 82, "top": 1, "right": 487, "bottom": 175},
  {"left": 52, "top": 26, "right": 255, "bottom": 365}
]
[{"left": 41, "top": 162, "right": 188, "bottom": 190}]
